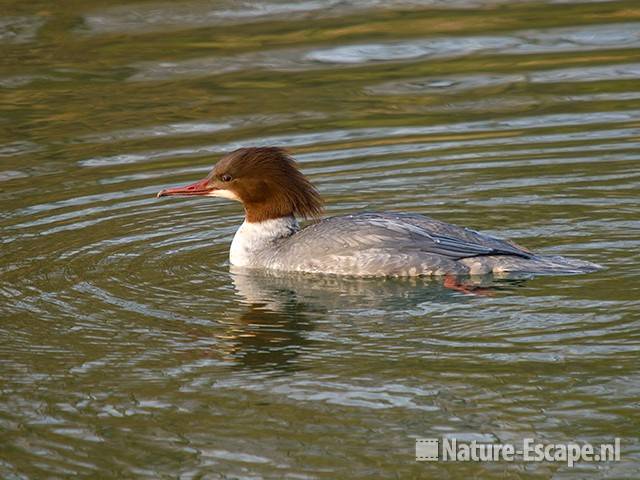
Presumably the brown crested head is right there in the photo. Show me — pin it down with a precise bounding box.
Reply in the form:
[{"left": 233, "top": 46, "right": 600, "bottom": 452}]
[{"left": 157, "top": 147, "right": 323, "bottom": 223}]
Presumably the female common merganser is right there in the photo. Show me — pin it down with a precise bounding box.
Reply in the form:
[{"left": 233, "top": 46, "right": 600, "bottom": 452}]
[{"left": 157, "top": 147, "right": 601, "bottom": 277}]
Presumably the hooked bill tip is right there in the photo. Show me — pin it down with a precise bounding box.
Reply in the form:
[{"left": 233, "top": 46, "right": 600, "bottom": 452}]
[{"left": 156, "top": 189, "right": 166, "bottom": 198}]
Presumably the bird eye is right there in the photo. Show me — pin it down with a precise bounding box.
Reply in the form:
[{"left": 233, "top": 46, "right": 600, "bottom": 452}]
[{"left": 221, "top": 174, "right": 232, "bottom": 182}]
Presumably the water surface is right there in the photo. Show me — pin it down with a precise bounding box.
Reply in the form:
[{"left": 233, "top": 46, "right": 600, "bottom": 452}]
[{"left": 1, "top": 0, "right": 639, "bottom": 478}]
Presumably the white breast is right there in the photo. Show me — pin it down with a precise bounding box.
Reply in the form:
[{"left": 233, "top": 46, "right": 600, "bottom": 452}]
[{"left": 229, "top": 216, "right": 299, "bottom": 267}]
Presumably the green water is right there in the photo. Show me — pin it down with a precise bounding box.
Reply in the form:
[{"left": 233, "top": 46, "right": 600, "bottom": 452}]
[{"left": 1, "top": 0, "right": 639, "bottom": 478}]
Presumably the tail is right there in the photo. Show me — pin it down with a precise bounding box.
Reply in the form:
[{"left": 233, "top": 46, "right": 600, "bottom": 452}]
[{"left": 492, "top": 254, "right": 603, "bottom": 275}]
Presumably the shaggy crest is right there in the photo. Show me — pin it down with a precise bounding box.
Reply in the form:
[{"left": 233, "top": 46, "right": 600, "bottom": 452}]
[{"left": 212, "top": 147, "right": 323, "bottom": 222}]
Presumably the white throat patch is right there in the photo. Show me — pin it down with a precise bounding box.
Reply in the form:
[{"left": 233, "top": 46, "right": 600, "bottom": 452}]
[{"left": 208, "top": 189, "right": 240, "bottom": 201}]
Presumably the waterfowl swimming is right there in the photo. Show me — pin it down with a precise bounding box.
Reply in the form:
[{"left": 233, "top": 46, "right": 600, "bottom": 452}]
[{"left": 157, "top": 147, "right": 601, "bottom": 277}]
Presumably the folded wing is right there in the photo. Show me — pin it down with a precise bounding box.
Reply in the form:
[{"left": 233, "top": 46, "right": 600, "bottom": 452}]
[{"left": 289, "top": 212, "right": 533, "bottom": 260}]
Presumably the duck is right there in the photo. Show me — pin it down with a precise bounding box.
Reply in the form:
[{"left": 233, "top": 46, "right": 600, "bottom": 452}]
[{"left": 157, "top": 147, "right": 601, "bottom": 277}]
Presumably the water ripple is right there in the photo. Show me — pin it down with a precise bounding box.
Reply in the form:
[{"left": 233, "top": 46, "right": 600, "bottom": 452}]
[
  {"left": 78, "top": 110, "right": 640, "bottom": 167},
  {"left": 129, "top": 23, "right": 640, "bottom": 81},
  {"left": 367, "top": 63, "right": 640, "bottom": 95}
]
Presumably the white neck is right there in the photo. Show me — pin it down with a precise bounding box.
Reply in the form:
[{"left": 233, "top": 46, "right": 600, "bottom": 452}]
[{"left": 229, "top": 215, "right": 299, "bottom": 267}]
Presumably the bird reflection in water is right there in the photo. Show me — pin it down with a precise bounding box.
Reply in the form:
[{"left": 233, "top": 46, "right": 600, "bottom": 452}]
[
  {"left": 220, "top": 273, "right": 317, "bottom": 373},
  {"left": 222, "top": 269, "right": 527, "bottom": 371}
]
